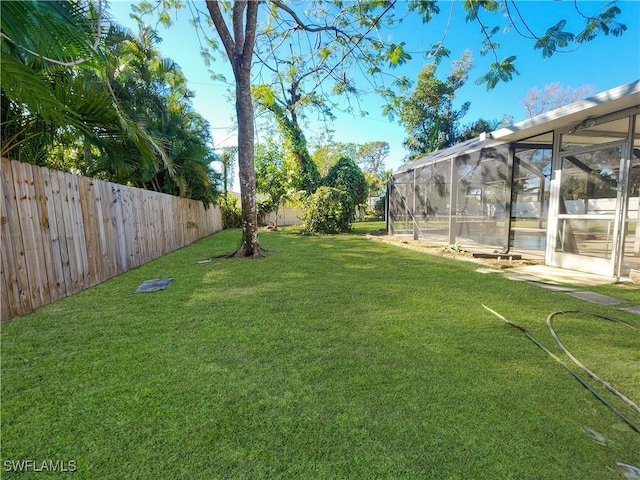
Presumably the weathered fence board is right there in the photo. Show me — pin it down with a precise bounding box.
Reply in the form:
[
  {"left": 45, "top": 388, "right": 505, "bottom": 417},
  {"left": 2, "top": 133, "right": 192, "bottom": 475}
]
[
  {"left": 49, "top": 169, "right": 74, "bottom": 297},
  {"left": 1, "top": 158, "right": 28, "bottom": 317},
  {"left": 33, "top": 166, "right": 59, "bottom": 303},
  {"left": 1, "top": 158, "right": 223, "bottom": 322}
]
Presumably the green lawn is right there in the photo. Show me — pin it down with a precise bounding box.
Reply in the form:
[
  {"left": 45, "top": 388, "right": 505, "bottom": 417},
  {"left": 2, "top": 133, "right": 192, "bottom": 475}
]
[{"left": 2, "top": 224, "right": 639, "bottom": 479}]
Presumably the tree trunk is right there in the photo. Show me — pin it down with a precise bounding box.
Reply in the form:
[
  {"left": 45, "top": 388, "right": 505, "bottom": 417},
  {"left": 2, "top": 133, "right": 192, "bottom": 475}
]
[
  {"left": 223, "top": 158, "right": 228, "bottom": 201},
  {"left": 234, "top": 72, "right": 262, "bottom": 257},
  {"left": 206, "top": 0, "right": 263, "bottom": 257},
  {"left": 83, "top": 136, "right": 92, "bottom": 170}
]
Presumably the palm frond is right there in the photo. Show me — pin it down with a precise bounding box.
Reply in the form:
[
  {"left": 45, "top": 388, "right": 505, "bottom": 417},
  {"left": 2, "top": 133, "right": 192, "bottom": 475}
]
[{"left": 1, "top": 0, "right": 97, "bottom": 68}]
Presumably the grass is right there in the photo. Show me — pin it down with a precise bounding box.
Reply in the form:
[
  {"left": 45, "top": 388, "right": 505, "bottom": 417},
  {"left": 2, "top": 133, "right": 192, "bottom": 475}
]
[{"left": 1, "top": 223, "right": 639, "bottom": 479}]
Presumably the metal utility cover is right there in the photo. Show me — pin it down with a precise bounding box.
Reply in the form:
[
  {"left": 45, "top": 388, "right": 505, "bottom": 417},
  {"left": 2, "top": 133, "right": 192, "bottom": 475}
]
[{"left": 135, "top": 278, "right": 173, "bottom": 293}]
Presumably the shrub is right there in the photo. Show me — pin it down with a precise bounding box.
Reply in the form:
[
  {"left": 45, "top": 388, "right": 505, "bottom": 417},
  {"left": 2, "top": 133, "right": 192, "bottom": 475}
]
[
  {"left": 218, "top": 195, "right": 242, "bottom": 229},
  {"left": 303, "top": 157, "right": 367, "bottom": 234},
  {"left": 302, "top": 186, "right": 354, "bottom": 234},
  {"left": 324, "top": 157, "right": 368, "bottom": 207}
]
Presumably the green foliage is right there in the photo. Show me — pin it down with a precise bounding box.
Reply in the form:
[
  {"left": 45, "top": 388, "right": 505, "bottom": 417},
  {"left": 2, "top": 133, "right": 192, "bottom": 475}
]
[
  {"left": 398, "top": 56, "right": 473, "bottom": 157},
  {"left": 0, "top": 0, "right": 219, "bottom": 205},
  {"left": 407, "top": 0, "right": 441, "bottom": 23},
  {"left": 355, "top": 141, "right": 389, "bottom": 177},
  {"left": 257, "top": 197, "right": 276, "bottom": 224},
  {"left": 1, "top": 0, "right": 97, "bottom": 67},
  {"left": 311, "top": 141, "right": 358, "bottom": 177},
  {"left": 218, "top": 195, "right": 242, "bottom": 229},
  {"left": 218, "top": 147, "right": 237, "bottom": 200},
  {"left": 385, "top": 42, "right": 412, "bottom": 68},
  {"left": 535, "top": 20, "right": 575, "bottom": 59},
  {"left": 255, "top": 138, "right": 293, "bottom": 227},
  {"left": 475, "top": 56, "right": 519, "bottom": 90},
  {"left": 364, "top": 171, "right": 384, "bottom": 201},
  {"left": 324, "top": 157, "right": 368, "bottom": 207},
  {"left": 576, "top": 3, "right": 627, "bottom": 42},
  {"left": 1, "top": 1, "right": 163, "bottom": 172},
  {"left": 459, "top": 0, "right": 627, "bottom": 89},
  {"left": 373, "top": 195, "right": 386, "bottom": 217},
  {"left": 463, "top": 0, "right": 500, "bottom": 21},
  {"left": 457, "top": 118, "right": 500, "bottom": 141},
  {"left": 302, "top": 157, "right": 367, "bottom": 234},
  {"left": 302, "top": 186, "right": 354, "bottom": 234},
  {"left": 253, "top": 84, "right": 321, "bottom": 193},
  {"left": 101, "top": 24, "right": 220, "bottom": 204},
  {"left": 442, "top": 241, "right": 466, "bottom": 254}
]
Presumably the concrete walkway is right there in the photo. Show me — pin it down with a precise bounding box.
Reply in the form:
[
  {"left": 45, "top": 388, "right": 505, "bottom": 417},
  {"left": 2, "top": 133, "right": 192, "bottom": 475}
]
[
  {"left": 498, "top": 265, "right": 640, "bottom": 313},
  {"left": 504, "top": 265, "right": 616, "bottom": 287}
]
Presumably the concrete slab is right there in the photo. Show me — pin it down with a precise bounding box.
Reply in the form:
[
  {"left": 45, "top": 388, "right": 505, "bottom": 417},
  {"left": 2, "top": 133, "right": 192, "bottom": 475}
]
[
  {"left": 506, "top": 265, "right": 615, "bottom": 287},
  {"left": 475, "top": 268, "right": 502, "bottom": 274},
  {"left": 505, "top": 274, "right": 542, "bottom": 282},
  {"left": 566, "top": 291, "right": 626, "bottom": 305},
  {"left": 528, "top": 281, "right": 577, "bottom": 292}
]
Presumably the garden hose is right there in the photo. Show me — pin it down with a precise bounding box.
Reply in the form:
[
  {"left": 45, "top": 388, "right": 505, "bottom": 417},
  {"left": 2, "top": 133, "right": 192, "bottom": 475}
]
[
  {"left": 546, "top": 310, "right": 640, "bottom": 416},
  {"left": 482, "top": 304, "right": 640, "bottom": 434}
]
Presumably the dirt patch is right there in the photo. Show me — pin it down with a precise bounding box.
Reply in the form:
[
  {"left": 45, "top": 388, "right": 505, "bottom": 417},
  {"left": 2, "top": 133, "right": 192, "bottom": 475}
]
[{"left": 363, "top": 233, "right": 543, "bottom": 270}]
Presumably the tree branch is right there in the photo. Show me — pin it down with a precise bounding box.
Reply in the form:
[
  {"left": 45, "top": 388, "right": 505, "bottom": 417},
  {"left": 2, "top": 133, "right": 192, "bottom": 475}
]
[
  {"left": 232, "top": 0, "right": 246, "bottom": 56},
  {"left": 310, "top": 0, "right": 397, "bottom": 92},
  {"left": 468, "top": 5, "right": 500, "bottom": 63},
  {"left": 270, "top": 0, "right": 344, "bottom": 35},
  {"left": 205, "top": 1, "right": 236, "bottom": 64},
  {"left": 505, "top": 0, "right": 539, "bottom": 41},
  {"left": 241, "top": 0, "right": 259, "bottom": 71}
]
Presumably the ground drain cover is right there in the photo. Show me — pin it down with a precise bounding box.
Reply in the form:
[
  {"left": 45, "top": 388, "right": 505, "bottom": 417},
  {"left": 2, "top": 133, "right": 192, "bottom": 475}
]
[
  {"left": 565, "top": 291, "right": 626, "bottom": 305},
  {"left": 135, "top": 278, "right": 173, "bottom": 293}
]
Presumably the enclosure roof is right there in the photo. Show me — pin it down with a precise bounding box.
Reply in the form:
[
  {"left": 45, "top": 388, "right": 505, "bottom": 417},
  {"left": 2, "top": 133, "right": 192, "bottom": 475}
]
[
  {"left": 392, "top": 135, "right": 507, "bottom": 176},
  {"left": 392, "top": 81, "right": 640, "bottom": 177},
  {"left": 490, "top": 80, "right": 640, "bottom": 142}
]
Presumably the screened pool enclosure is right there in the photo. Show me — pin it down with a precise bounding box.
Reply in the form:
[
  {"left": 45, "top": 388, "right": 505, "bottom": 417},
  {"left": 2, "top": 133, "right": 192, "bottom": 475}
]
[{"left": 387, "top": 82, "right": 640, "bottom": 279}]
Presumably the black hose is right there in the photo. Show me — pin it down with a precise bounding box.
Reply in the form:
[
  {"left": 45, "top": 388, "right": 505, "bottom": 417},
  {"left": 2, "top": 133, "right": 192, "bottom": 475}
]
[
  {"left": 482, "top": 304, "right": 640, "bottom": 434},
  {"left": 547, "top": 310, "right": 640, "bottom": 416}
]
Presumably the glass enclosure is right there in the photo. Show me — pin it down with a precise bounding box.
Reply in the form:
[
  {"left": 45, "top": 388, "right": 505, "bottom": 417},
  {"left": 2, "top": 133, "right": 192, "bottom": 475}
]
[
  {"left": 388, "top": 170, "right": 413, "bottom": 235},
  {"left": 622, "top": 114, "right": 640, "bottom": 274},
  {"left": 388, "top": 139, "right": 511, "bottom": 250},
  {"left": 554, "top": 146, "right": 624, "bottom": 259},
  {"left": 415, "top": 160, "right": 452, "bottom": 243},
  {"left": 452, "top": 146, "right": 509, "bottom": 248},
  {"left": 511, "top": 146, "right": 552, "bottom": 251},
  {"left": 387, "top": 99, "right": 640, "bottom": 279},
  {"left": 548, "top": 112, "right": 638, "bottom": 277}
]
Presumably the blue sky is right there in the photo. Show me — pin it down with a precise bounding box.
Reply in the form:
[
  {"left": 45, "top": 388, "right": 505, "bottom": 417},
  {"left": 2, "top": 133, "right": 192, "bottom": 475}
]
[{"left": 107, "top": 1, "right": 640, "bottom": 173}]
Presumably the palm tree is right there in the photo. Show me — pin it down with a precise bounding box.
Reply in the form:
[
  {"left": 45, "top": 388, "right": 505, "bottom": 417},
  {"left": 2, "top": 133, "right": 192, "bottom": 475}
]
[
  {"left": 103, "top": 23, "right": 219, "bottom": 203},
  {"left": 1, "top": 0, "right": 165, "bottom": 175},
  {"left": 1, "top": 1, "right": 218, "bottom": 204}
]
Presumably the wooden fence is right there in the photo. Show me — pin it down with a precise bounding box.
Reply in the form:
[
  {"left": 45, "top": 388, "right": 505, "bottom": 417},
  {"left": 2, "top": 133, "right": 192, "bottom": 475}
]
[{"left": 1, "top": 158, "right": 223, "bottom": 322}]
